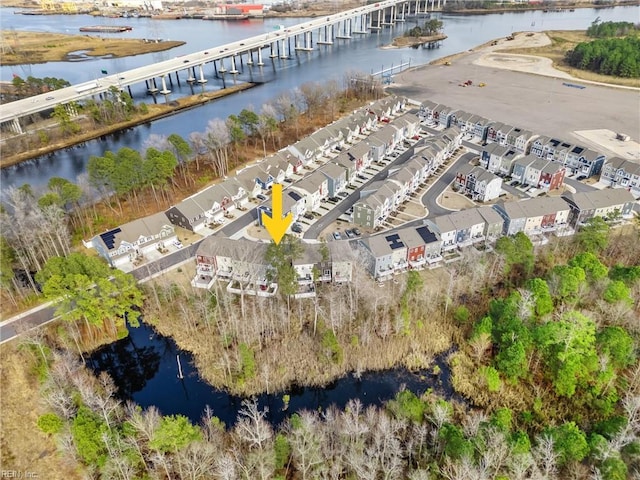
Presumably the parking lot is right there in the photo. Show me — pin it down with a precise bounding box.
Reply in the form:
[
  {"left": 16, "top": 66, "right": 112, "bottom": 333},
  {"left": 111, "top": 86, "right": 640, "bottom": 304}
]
[{"left": 388, "top": 51, "right": 640, "bottom": 157}]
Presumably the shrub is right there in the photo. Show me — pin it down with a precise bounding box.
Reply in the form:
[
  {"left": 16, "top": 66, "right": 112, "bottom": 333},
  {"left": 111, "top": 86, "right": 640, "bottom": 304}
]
[{"left": 37, "top": 413, "right": 64, "bottom": 435}]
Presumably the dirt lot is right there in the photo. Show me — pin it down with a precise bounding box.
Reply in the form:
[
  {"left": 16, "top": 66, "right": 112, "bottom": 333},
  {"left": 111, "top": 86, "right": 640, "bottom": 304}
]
[{"left": 389, "top": 33, "right": 640, "bottom": 157}]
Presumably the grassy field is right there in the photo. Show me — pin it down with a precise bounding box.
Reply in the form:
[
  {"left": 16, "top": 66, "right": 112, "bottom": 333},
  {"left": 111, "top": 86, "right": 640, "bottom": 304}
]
[
  {"left": 0, "top": 30, "right": 185, "bottom": 66},
  {"left": 503, "top": 30, "right": 640, "bottom": 88}
]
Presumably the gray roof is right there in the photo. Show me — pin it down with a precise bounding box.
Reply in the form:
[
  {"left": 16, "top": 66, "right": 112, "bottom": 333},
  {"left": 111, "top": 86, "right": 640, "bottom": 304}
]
[
  {"left": 293, "top": 243, "right": 324, "bottom": 266},
  {"left": 319, "top": 161, "right": 346, "bottom": 180},
  {"left": 421, "top": 99, "right": 439, "bottom": 111},
  {"left": 347, "top": 141, "right": 371, "bottom": 159},
  {"left": 498, "top": 197, "right": 570, "bottom": 219},
  {"left": 541, "top": 161, "right": 565, "bottom": 175},
  {"left": 294, "top": 170, "right": 327, "bottom": 194},
  {"left": 435, "top": 208, "right": 486, "bottom": 232},
  {"left": 111, "top": 211, "right": 173, "bottom": 246},
  {"left": 604, "top": 157, "right": 640, "bottom": 175},
  {"left": 477, "top": 205, "right": 503, "bottom": 225},
  {"left": 483, "top": 143, "right": 510, "bottom": 157},
  {"left": 562, "top": 189, "right": 636, "bottom": 210},
  {"left": 197, "top": 237, "right": 269, "bottom": 261}
]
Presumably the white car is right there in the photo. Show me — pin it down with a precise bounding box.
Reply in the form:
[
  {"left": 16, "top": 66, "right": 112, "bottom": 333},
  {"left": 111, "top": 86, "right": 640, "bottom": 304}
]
[{"left": 173, "top": 241, "right": 183, "bottom": 249}]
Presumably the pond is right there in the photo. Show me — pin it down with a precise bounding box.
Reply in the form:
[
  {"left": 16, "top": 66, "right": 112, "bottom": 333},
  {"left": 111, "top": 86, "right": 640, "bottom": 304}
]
[{"left": 88, "top": 321, "right": 466, "bottom": 427}]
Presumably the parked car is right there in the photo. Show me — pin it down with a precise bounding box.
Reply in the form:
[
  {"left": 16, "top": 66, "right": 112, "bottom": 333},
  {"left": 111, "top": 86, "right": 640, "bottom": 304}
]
[
  {"left": 291, "top": 223, "right": 303, "bottom": 233},
  {"left": 332, "top": 231, "right": 342, "bottom": 241},
  {"left": 576, "top": 175, "right": 587, "bottom": 181},
  {"left": 346, "top": 207, "right": 354, "bottom": 215},
  {"left": 173, "top": 240, "right": 183, "bottom": 249},
  {"left": 303, "top": 212, "right": 315, "bottom": 220},
  {"left": 45, "top": 96, "right": 54, "bottom": 100},
  {"left": 328, "top": 196, "right": 340, "bottom": 203},
  {"left": 345, "top": 229, "right": 355, "bottom": 238},
  {"left": 357, "top": 174, "right": 367, "bottom": 181},
  {"left": 338, "top": 191, "right": 349, "bottom": 198},
  {"left": 352, "top": 228, "right": 361, "bottom": 236},
  {"left": 256, "top": 194, "right": 267, "bottom": 201},
  {"left": 284, "top": 178, "right": 293, "bottom": 183}
]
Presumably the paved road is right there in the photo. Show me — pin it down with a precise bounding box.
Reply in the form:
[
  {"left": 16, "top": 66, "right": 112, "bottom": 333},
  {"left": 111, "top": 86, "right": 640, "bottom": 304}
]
[
  {"left": 421, "top": 151, "right": 476, "bottom": 218},
  {"left": 303, "top": 146, "right": 419, "bottom": 239}
]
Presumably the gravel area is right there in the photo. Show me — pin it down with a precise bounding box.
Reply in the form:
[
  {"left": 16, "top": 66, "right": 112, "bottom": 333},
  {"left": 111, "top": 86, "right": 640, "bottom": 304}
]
[{"left": 388, "top": 33, "right": 640, "bottom": 157}]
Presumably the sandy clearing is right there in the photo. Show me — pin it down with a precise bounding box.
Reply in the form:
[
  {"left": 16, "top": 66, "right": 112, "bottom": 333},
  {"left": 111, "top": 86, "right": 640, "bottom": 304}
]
[{"left": 574, "top": 130, "right": 640, "bottom": 162}]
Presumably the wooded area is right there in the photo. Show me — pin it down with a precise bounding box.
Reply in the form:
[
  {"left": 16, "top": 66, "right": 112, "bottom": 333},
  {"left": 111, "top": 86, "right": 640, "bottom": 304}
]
[
  {"left": 2, "top": 221, "right": 638, "bottom": 479},
  {"left": 566, "top": 20, "right": 640, "bottom": 77}
]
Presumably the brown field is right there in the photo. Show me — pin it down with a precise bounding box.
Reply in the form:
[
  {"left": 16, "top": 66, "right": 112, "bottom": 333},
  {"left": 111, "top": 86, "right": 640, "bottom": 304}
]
[
  {"left": 502, "top": 30, "right": 640, "bottom": 88},
  {"left": 0, "top": 30, "right": 185, "bottom": 66},
  {"left": 0, "top": 342, "right": 82, "bottom": 479}
]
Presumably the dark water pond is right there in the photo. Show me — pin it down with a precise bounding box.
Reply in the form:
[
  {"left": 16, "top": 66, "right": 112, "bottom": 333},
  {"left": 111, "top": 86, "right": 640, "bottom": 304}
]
[{"left": 88, "top": 321, "right": 464, "bottom": 427}]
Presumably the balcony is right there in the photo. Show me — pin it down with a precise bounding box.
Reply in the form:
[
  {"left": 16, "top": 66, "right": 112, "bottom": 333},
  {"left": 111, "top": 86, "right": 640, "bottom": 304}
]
[
  {"left": 191, "top": 274, "right": 215, "bottom": 290},
  {"left": 216, "top": 267, "right": 233, "bottom": 279},
  {"left": 292, "top": 284, "right": 316, "bottom": 299},
  {"left": 257, "top": 280, "right": 278, "bottom": 297},
  {"left": 409, "top": 257, "right": 426, "bottom": 269}
]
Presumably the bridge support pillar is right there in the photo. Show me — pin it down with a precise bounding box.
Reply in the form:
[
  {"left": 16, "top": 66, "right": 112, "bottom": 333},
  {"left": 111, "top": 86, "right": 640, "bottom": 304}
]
[
  {"left": 219, "top": 58, "right": 227, "bottom": 73},
  {"left": 269, "top": 42, "right": 277, "bottom": 58},
  {"left": 247, "top": 50, "right": 254, "bottom": 65},
  {"left": 127, "top": 85, "right": 133, "bottom": 97},
  {"left": 11, "top": 118, "right": 23, "bottom": 134},
  {"left": 257, "top": 48, "right": 264, "bottom": 66},
  {"left": 230, "top": 56, "right": 238, "bottom": 74},
  {"left": 64, "top": 103, "right": 79, "bottom": 117},
  {"left": 160, "top": 75, "right": 171, "bottom": 94},
  {"left": 280, "top": 39, "right": 288, "bottom": 59},
  {"left": 175, "top": 71, "right": 181, "bottom": 86},
  {"left": 198, "top": 64, "right": 208, "bottom": 83}
]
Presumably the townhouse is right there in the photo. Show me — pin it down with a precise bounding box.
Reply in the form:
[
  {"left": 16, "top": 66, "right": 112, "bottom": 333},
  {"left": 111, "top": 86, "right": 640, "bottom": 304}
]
[
  {"left": 288, "top": 136, "right": 323, "bottom": 165},
  {"left": 166, "top": 179, "right": 249, "bottom": 232},
  {"left": 193, "top": 237, "right": 353, "bottom": 294},
  {"left": 192, "top": 238, "right": 278, "bottom": 296},
  {"left": 455, "top": 164, "right": 502, "bottom": 202},
  {"left": 353, "top": 182, "right": 398, "bottom": 229},
  {"left": 538, "top": 161, "right": 566, "bottom": 191},
  {"left": 493, "top": 197, "right": 571, "bottom": 236},
  {"left": 511, "top": 155, "right": 538, "bottom": 184},
  {"left": 358, "top": 224, "right": 442, "bottom": 279},
  {"left": 562, "top": 189, "right": 636, "bottom": 227},
  {"left": 564, "top": 146, "right": 605, "bottom": 178},
  {"left": 256, "top": 188, "right": 306, "bottom": 228},
  {"left": 481, "top": 143, "right": 522, "bottom": 174},
  {"left": 506, "top": 127, "right": 535, "bottom": 154},
  {"left": 345, "top": 141, "right": 372, "bottom": 173},
  {"left": 600, "top": 157, "right": 640, "bottom": 195},
  {"left": 320, "top": 162, "right": 348, "bottom": 197},
  {"left": 291, "top": 170, "right": 329, "bottom": 212},
  {"left": 92, "top": 211, "right": 177, "bottom": 268},
  {"left": 432, "top": 206, "right": 503, "bottom": 250}
]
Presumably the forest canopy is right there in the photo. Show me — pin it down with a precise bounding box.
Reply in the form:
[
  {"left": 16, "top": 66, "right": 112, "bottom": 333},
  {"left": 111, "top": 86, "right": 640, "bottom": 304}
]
[
  {"left": 566, "top": 20, "right": 640, "bottom": 78},
  {"left": 565, "top": 36, "right": 640, "bottom": 78}
]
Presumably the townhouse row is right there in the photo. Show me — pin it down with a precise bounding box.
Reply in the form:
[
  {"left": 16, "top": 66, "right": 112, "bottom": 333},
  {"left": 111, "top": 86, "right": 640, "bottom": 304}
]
[
  {"left": 419, "top": 100, "right": 636, "bottom": 188},
  {"left": 192, "top": 237, "right": 354, "bottom": 299},
  {"left": 352, "top": 127, "right": 462, "bottom": 229},
  {"left": 191, "top": 188, "right": 636, "bottom": 285},
  {"left": 89, "top": 95, "right": 421, "bottom": 268},
  {"left": 359, "top": 188, "right": 636, "bottom": 279}
]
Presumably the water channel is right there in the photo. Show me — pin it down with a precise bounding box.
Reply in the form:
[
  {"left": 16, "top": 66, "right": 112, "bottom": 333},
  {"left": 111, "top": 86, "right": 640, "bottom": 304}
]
[
  {"left": 1, "top": 5, "right": 638, "bottom": 190},
  {"left": 88, "top": 321, "right": 462, "bottom": 427}
]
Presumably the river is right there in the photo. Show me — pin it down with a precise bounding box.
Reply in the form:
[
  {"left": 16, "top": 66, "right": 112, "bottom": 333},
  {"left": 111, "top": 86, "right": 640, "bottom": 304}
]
[
  {"left": 1, "top": 5, "right": 638, "bottom": 191},
  {"left": 88, "top": 321, "right": 463, "bottom": 426}
]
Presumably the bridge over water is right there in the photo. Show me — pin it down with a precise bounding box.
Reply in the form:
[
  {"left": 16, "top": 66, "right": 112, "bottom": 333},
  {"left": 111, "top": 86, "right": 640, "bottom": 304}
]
[{"left": 0, "top": 0, "right": 448, "bottom": 133}]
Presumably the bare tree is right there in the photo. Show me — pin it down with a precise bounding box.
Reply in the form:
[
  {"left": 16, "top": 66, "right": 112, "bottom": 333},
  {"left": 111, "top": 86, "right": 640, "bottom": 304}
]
[
  {"left": 204, "top": 118, "right": 231, "bottom": 178},
  {"left": 531, "top": 434, "right": 558, "bottom": 480},
  {"left": 288, "top": 410, "right": 325, "bottom": 480}
]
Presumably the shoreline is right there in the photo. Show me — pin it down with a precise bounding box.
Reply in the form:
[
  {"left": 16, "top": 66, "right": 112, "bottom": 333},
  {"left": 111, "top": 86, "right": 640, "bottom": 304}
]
[{"left": 0, "top": 83, "right": 255, "bottom": 169}]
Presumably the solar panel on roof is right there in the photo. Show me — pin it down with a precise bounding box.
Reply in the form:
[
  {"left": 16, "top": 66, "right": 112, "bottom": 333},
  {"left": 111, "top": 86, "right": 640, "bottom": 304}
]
[
  {"left": 100, "top": 228, "right": 122, "bottom": 250},
  {"left": 288, "top": 191, "right": 302, "bottom": 201},
  {"left": 385, "top": 233, "right": 405, "bottom": 250},
  {"left": 416, "top": 226, "right": 437, "bottom": 244},
  {"left": 572, "top": 146, "right": 584, "bottom": 154}
]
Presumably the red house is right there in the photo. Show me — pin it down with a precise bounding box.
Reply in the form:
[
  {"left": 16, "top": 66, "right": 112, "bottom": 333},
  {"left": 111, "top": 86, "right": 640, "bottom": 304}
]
[{"left": 539, "top": 162, "right": 566, "bottom": 191}]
